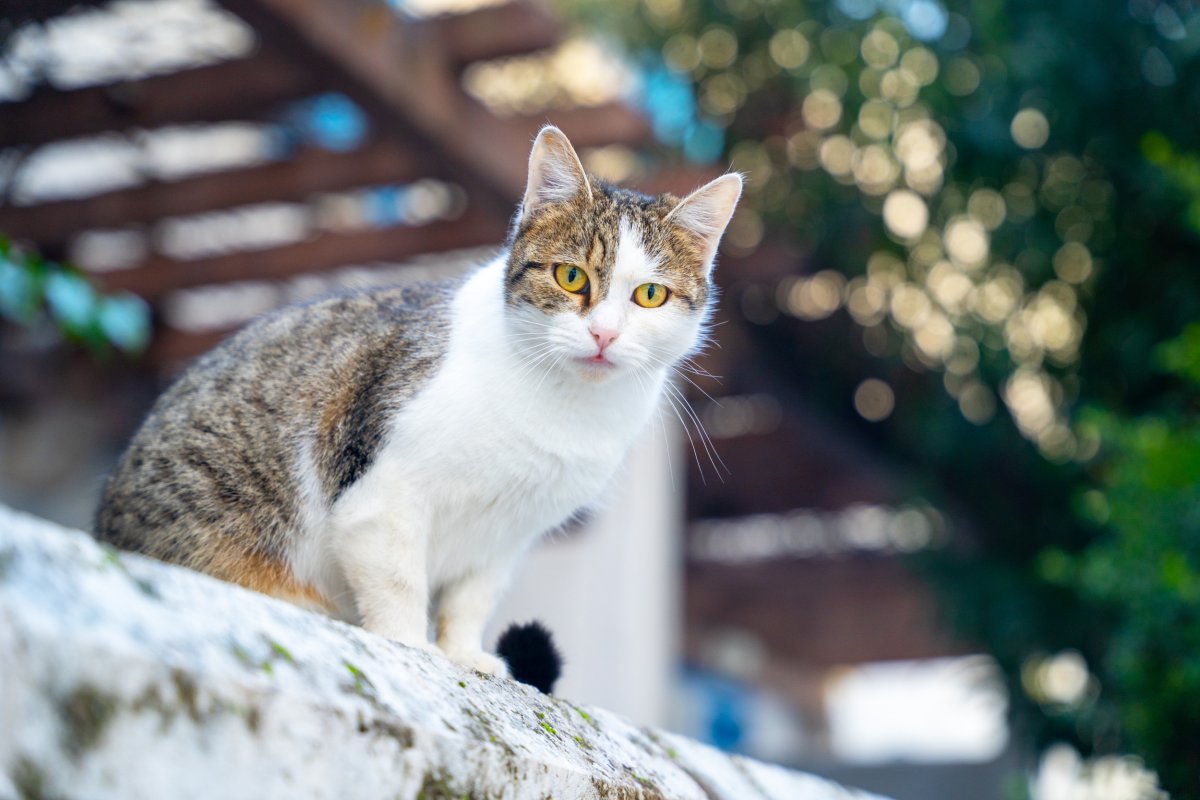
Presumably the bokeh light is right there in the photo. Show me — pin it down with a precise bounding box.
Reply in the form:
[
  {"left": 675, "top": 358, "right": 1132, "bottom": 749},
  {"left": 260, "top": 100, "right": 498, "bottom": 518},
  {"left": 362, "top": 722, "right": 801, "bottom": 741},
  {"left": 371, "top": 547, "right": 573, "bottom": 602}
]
[
  {"left": 1011, "top": 108, "right": 1050, "bottom": 150},
  {"left": 883, "top": 189, "right": 928, "bottom": 240},
  {"left": 854, "top": 378, "right": 896, "bottom": 421}
]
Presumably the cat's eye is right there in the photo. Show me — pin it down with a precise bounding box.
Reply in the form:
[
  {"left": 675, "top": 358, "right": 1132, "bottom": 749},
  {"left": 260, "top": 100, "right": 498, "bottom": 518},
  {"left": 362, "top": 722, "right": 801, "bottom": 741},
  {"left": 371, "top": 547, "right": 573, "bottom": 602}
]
[
  {"left": 554, "top": 263, "right": 589, "bottom": 294},
  {"left": 632, "top": 283, "right": 669, "bottom": 308}
]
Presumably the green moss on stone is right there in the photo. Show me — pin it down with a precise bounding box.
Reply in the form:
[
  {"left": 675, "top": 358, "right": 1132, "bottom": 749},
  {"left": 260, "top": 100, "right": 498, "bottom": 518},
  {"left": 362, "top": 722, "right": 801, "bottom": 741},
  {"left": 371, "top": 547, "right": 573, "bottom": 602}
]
[
  {"left": 229, "top": 641, "right": 255, "bottom": 667},
  {"left": 574, "top": 705, "right": 598, "bottom": 728},
  {"left": 461, "top": 707, "right": 514, "bottom": 756},
  {"left": 60, "top": 685, "right": 118, "bottom": 757},
  {"left": 170, "top": 668, "right": 202, "bottom": 722},
  {"left": 96, "top": 545, "right": 158, "bottom": 596},
  {"left": 343, "top": 661, "right": 374, "bottom": 695},
  {"left": 132, "top": 577, "right": 159, "bottom": 597},
  {"left": 634, "top": 728, "right": 681, "bottom": 763},
  {"left": 354, "top": 710, "right": 415, "bottom": 749},
  {"left": 98, "top": 546, "right": 122, "bottom": 569},
  {"left": 12, "top": 756, "right": 57, "bottom": 800},
  {"left": 268, "top": 640, "right": 295, "bottom": 664},
  {"left": 416, "top": 769, "right": 467, "bottom": 800},
  {"left": 129, "top": 684, "right": 176, "bottom": 733},
  {"left": 589, "top": 777, "right": 665, "bottom": 800}
]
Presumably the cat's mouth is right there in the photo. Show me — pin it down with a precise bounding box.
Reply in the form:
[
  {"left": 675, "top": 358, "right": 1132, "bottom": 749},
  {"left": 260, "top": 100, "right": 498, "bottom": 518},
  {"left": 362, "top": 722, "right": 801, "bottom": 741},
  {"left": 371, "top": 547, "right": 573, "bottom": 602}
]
[{"left": 577, "top": 353, "right": 616, "bottom": 368}]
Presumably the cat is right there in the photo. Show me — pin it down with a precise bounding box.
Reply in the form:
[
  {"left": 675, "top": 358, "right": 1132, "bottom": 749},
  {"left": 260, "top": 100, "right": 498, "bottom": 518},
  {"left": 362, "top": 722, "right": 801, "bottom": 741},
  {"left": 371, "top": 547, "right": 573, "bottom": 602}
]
[{"left": 95, "top": 126, "right": 742, "bottom": 679}]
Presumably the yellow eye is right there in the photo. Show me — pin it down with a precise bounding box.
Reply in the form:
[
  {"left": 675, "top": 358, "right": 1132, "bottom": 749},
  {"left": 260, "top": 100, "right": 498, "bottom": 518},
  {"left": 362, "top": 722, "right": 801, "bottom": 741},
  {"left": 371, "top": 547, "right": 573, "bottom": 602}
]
[
  {"left": 633, "top": 283, "right": 669, "bottom": 308},
  {"left": 553, "top": 263, "right": 589, "bottom": 294}
]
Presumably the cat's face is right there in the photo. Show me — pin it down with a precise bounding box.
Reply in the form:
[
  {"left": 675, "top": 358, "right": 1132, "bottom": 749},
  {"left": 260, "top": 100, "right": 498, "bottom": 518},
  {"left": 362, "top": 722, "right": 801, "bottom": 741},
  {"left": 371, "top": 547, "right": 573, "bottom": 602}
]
[{"left": 504, "top": 127, "right": 742, "bottom": 382}]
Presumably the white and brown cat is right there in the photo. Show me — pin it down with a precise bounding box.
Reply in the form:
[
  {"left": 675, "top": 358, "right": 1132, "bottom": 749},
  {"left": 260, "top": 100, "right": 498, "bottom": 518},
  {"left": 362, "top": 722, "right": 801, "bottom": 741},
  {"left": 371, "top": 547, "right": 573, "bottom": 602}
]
[{"left": 96, "top": 127, "right": 742, "bottom": 682}]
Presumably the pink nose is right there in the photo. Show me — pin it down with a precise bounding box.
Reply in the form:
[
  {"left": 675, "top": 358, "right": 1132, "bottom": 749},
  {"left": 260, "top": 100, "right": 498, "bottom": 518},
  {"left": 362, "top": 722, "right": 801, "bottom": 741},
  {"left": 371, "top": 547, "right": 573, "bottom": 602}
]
[{"left": 590, "top": 326, "right": 619, "bottom": 352}]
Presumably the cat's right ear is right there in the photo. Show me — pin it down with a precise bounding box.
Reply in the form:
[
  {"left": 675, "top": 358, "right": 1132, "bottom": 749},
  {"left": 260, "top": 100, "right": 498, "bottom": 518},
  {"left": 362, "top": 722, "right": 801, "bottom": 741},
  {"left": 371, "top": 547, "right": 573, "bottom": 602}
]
[
  {"left": 664, "top": 172, "right": 743, "bottom": 273},
  {"left": 519, "top": 126, "right": 592, "bottom": 222}
]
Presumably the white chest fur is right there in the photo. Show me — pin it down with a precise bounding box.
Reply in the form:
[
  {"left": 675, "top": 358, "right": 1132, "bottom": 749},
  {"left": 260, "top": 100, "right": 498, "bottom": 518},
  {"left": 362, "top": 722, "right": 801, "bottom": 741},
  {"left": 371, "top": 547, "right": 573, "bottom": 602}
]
[{"left": 325, "top": 259, "right": 666, "bottom": 590}]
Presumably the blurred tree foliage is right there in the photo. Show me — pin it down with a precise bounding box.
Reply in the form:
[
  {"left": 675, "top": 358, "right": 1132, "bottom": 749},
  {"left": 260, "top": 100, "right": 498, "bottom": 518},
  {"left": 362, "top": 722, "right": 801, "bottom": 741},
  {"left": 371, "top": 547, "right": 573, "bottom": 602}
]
[
  {"left": 1057, "top": 336, "right": 1200, "bottom": 794},
  {"left": 0, "top": 236, "right": 150, "bottom": 355},
  {"left": 563, "top": 0, "right": 1200, "bottom": 793}
]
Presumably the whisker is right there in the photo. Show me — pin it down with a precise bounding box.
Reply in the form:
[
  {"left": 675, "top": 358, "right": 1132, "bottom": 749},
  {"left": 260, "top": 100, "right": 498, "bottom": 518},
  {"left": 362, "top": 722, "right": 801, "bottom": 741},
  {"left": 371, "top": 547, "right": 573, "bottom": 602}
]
[
  {"left": 640, "top": 367, "right": 677, "bottom": 492},
  {"left": 639, "top": 349, "right": 724, "bottom": 408},
  {"left": 507, "top": 345, "right": 562, "bottom": 387},
  {"left": 507, "top": 318, "right": 565, "bottom": 332},
  {"left": 663, "top": 380, "right": 727, "bottom": 481},
  {"left": 660, "top": 388, "right": 707, "bottom": 487},
  {"left": 527, "top": 352, "right": 566, "bottom": 403},
  {"left": 677, "top": 357, "right": 722, "bottom": 381}
]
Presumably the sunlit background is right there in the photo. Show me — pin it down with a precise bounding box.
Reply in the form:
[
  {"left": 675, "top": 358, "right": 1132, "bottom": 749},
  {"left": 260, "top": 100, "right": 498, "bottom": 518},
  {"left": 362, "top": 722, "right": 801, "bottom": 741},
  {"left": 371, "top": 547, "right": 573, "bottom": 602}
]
[{"left": 2, "top": 0, "right": 1198, "bottom": 798}]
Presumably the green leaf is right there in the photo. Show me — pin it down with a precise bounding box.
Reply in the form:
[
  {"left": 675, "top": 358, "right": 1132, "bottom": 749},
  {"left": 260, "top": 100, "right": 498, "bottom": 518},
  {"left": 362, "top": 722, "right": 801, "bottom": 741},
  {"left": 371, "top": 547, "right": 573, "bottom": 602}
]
[
  {"left": 1156, "top": 323, "right": 1200, "bottom": 388},
  {"left": 0, "top": 255, "right": 39, "bottom": 323},
  {"left": 98, "top": 292, "right": 152, "bottom": 353},
  {"left": 43, "top": 269, "right": 98, "bottom": 334}
]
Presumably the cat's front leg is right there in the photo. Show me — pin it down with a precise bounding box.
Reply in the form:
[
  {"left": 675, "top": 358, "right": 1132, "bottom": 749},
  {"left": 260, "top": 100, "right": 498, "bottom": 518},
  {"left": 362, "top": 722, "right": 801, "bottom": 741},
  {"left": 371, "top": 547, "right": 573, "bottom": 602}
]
[
  {"left": 435, "top": 560, "right": 514, "bottom": 678},
  {"left": 333, "top": 513, "right": 437, "bottom": 655}
]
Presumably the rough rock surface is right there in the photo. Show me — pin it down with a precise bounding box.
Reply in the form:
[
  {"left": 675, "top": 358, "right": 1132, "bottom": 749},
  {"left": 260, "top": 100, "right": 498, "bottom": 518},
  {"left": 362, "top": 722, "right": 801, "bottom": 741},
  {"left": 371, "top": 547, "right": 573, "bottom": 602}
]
[{"left": 0, "top": 505, "right": 889, "bottom": 800}]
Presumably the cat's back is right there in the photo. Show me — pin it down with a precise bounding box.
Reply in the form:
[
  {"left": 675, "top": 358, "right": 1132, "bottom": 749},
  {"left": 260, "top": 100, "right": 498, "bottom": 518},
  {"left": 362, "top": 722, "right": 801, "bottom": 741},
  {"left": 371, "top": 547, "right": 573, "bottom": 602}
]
[{"left": 95, "top": 279, "right": 458, "bottom": 577}]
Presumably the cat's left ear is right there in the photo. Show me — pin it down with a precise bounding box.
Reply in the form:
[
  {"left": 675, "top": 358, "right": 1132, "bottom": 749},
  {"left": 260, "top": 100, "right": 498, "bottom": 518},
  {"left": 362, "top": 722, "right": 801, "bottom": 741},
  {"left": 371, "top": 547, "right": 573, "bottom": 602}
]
[
  {"left": 520, "top": 126, "right": 592, "bottom": 222},
  {"left": 665, "top": 173, "right": 744, "bottom": 273}
]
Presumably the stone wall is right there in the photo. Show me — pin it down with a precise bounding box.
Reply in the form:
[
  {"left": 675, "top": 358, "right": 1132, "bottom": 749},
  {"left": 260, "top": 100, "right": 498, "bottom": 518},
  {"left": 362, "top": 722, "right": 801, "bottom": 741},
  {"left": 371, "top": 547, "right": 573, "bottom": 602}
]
[{"left": 0, "top": 505, "right": 888, "bottom": 800}]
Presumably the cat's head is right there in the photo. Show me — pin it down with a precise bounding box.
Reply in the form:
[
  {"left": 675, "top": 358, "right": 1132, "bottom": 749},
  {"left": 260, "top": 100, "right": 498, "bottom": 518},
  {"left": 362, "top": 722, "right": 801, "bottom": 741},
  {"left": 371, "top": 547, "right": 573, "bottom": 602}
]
[{"left": 504, "top": 126, "right": 742, "bottom": 382}]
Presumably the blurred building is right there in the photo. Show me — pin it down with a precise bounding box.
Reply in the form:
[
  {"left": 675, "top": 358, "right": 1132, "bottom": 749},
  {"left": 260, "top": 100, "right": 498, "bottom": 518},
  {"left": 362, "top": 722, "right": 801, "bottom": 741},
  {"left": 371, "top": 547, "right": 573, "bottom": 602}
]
[{"left": 0, "top": 2, "right": 1012, "bottom": 798}]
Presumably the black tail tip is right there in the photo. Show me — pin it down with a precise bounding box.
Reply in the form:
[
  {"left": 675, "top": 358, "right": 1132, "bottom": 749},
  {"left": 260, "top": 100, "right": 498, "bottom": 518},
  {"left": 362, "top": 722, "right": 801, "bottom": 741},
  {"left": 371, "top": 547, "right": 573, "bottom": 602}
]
[{"left": 496, "top": 621, "right": 562, "bottom": 694}]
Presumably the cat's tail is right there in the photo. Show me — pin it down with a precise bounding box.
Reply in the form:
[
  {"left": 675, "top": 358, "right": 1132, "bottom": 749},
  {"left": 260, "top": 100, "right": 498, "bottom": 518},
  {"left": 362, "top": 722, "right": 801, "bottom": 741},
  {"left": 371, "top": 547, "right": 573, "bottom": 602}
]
[{"left": 496, "top": 621, "right": 562, "bottom": 694}]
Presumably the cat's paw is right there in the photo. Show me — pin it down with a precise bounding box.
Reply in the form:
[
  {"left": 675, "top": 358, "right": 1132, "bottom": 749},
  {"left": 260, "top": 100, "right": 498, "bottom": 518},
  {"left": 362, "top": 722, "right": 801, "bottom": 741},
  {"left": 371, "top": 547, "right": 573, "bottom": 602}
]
[{"left": 443, "top": 647, "right": 510, "bottom": 679}]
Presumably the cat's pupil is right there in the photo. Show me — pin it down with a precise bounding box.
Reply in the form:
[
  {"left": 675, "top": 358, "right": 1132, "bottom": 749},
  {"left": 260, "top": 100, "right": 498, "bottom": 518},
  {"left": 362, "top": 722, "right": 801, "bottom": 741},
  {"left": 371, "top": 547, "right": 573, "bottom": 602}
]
[
  {"left": 568, "top": 267, "right": 578, "bottom": 283},
  {"left": 646, "top": 285, "right": 656, "bottom": 299}
]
